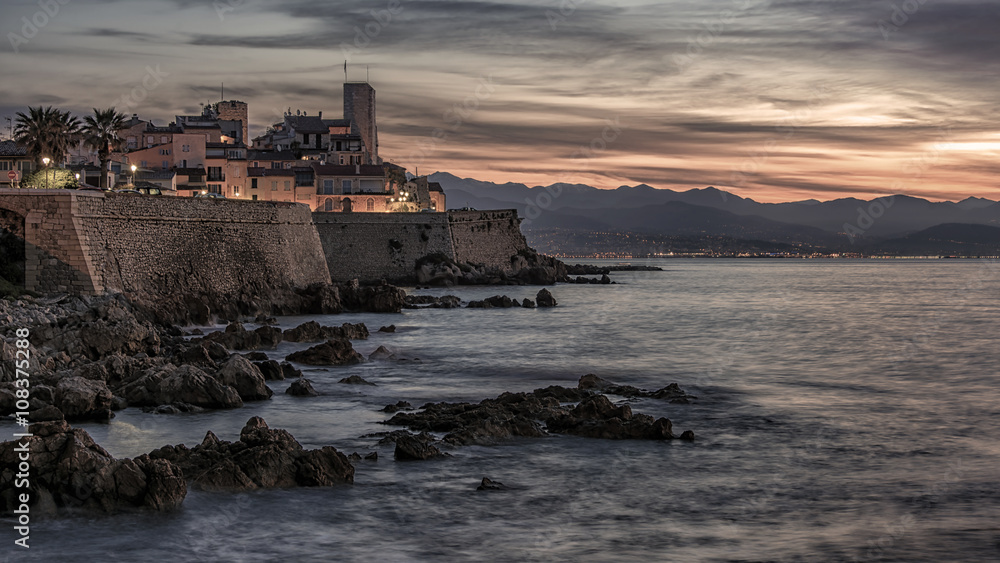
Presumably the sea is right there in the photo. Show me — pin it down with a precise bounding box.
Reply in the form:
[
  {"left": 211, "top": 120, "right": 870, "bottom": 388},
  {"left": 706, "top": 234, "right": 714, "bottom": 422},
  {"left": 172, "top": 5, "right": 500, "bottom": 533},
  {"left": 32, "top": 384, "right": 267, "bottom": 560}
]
[{"left": 6, "top": 259, "right": 1000, "bottom": 562}]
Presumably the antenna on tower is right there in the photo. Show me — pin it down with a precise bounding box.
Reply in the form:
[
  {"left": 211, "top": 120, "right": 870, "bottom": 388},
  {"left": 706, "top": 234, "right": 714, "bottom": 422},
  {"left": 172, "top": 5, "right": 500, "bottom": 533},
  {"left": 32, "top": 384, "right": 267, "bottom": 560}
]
[{"left": 221, "top": 82, "right": 224, "bottom": 101}]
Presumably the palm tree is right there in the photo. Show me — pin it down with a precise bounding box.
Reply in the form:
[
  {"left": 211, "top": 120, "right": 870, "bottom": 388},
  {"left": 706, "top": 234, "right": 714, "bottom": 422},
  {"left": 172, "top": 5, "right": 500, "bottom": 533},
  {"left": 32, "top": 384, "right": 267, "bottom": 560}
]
[
  {"left": 82, "top": 108, "right": 127, "bottom": 189},
  {"left": 13, "top": 106, "right": 80, "bottom": 168}
]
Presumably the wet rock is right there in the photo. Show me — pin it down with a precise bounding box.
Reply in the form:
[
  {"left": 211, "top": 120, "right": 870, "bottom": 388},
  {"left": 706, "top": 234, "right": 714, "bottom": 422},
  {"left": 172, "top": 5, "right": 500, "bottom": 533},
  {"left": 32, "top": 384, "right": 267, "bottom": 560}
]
[
  {"left": 120, "top": 364, "right": 243, "bottom": 410},
  {"left": 394, "top": 433, "right": 446, "bottom": 461},
  {"left": 53, "top": 376, "right": 113, "bottom": 422},
  {"left": 203, "top": 322, "right": 262, "bottom": 351},
  {"left": 285, "top": 338, "right": 363, "bottom": 366},
  {"left": 600, "top": 274, "right": 612, "bottom": 284},
  {"left": 577, "top": 374, "right": 696, "bottom": 402},
  {"left": 339, "top": 281, "right": 406, "bottom": 313},
  {"left": 213, "top": 355, "right": 273, "bottom": 402},
  {"left": 254, "top": 360, "right": 285, "bottom": 381},
  {"left": 254, "top": 326, "right": 283, "bottom": 348},
  {"left": 545, "top": 395, "right": 676, "bottom": 440},
  {"left": 338, "top": 375, "right": 375, "bottom": 386},
  {"left": 679, "top": 430, "right": 695, "bottom": 441},
  {"left": 467, "top": 295, "right": 518, "bottom": 309},
  {"left": 522, "top": 298, "right": 536, "bottom": 308},
  {"left": 368, "top": 345, "right": 396, "bottom": 362},
  {"left": 147, "top": 417, "right": 353, "bottom": 490},
  {"left": 147, "top": 402, "right": 206, "bottom": 415},
  {"left": 244, "top": 351, "right": 269, "bottom": 362},
  {"left": 28, "top": 404, "right": 65, "bottom": 422},
  {"left": 283, "top": 321, "right": 369, "bottom": 343},
  {"left": 286, "top": 378, "right": 319, "bottom": 397},
  {"left": 536, "top": 289, "right": 557, "bottom": 307},
  {"left": 280, "top": 362, "right": 302, "bottom": 379},
  {"left": 378, "top": 325, "right": 396, "bottom": 333},
  {"left": 477, "top": 477, "right": 507, "bottom": 491},
  {"left": 364, "top": 452, "right": 378, "bottom": 461},
  {"left": 382, "top": 401, "right": 412, "bottom": 413},
  {"left": 0, "top": 421, "right": 186, "bottom": 515}
]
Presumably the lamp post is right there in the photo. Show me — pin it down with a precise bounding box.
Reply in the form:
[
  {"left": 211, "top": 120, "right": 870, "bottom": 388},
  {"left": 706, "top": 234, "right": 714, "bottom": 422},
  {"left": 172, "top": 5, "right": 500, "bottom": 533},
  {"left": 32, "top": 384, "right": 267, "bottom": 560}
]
[
  {"left": 42, "top": 157, "right": 50, "bottom": 189},
  {"left": 130, "top": 164, "right": 137, "bottom": 187},
  {"left": 75, "top": 172, "right": 80, "bottom": 188}
]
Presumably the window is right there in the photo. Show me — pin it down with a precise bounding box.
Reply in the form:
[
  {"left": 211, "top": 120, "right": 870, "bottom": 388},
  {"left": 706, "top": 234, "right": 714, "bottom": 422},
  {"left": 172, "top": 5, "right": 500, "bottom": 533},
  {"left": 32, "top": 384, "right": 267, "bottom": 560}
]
[
  {"left": 19, "top": 161, "right": 33, "bottom": 172},
  {"left": 127, "top": 136, "right": 137, "bottom": 149},
  {"left": 295, "top": 171, "right": 313, "bottom": 187},
  {"left": 323, "top": 179, "right": 334, "bottom": 194},
  {"left": 284, "top": 180, "right": 291, "bottom": 191},
  {"left": 339, "top": 155, "right": 346, "bottom": 165},
  {"left": 253, "top": 161, "right": 259, "bottom": 168},
  {"left": 207, "top": 167, "right": 224, "bottom": 181},
  {"left": 140, "top": 161, "right": 147, "bottom": 167},
  {"left": 271, "top": 181, "right": 277, "bottom": 191},
  {"left": 161, "top": 136, "right": 169, "bottom": 144},
  {"left": 208, "top": 184, "right": 222, "bottom": 194},
  {"left": 146, "top": 136, "right": 154, "bottom": 145},
  {"left": 159, "top": 149, "right": 170, "bottom": 155},
  {"left": 342, "top": 180, "right": 352, "bottom": 194},
  {"left": 179, "top": 159, "right": 187, "bottom": 168},
  {"left": 0, "top": 162, "right": 10, "bottom": 171},
  {"left": 162, "top": 160, "right": 169, "bottom": 169},
  {"left": 324, "top": 198, "right": 333, "bottom": 211},
  {"left": 252, "top": 195, "right": 257, "bottom": 201},
  {"left": 251, "top": 178, "right": 258, "bottom": 189},
  {"left": 182, "top": 145, "right": 190, "bottom": 152},
  {"left": 271, "top": 162, "right": 282, "bottom": 169},
  {"left": 302, "top": 134, "right": 310, "bottom": 145},
  {"left": 366, "top": 198, "right": 374, "bottom": 212}
]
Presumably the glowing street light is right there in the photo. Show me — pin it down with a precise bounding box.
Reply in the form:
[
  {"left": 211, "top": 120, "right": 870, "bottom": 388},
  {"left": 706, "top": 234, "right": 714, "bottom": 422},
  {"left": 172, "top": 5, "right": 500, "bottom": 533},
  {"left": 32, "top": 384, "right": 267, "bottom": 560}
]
[
  {"left": 130, "top": 164, "right": 137, "bottom": 186},
  {"left": 42, "top": 157, "right": 50, "bottom": 189}
]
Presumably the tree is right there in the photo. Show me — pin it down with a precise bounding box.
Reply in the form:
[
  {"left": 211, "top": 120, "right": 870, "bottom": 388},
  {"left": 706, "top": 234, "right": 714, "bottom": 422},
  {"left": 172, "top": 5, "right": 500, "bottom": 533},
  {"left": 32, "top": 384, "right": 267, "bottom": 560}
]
[
  {"left": 13, "top": 106, "right": 80, "bottom": 168},
  {"left": 82, "top": 108, "right": 128, "bottom": 189}
]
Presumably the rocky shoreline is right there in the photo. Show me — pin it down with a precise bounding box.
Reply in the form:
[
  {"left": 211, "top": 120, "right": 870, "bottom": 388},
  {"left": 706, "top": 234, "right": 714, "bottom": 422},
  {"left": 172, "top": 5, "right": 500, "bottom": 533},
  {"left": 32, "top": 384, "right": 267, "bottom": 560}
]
[{"left": 1, "top": 279, "right": 695, "bottom": 517}]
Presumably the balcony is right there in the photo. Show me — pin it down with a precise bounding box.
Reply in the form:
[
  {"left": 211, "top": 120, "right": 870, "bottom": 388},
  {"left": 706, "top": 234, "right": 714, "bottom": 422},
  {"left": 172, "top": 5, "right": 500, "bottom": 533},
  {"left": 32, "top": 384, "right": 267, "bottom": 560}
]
[{"left": 207, "top": 173, "right": 226, "bottom": 182}]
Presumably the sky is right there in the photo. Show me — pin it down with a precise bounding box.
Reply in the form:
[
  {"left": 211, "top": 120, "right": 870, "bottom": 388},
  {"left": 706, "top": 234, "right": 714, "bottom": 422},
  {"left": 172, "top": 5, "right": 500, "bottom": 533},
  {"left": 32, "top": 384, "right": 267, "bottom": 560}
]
[{"left": 1, "top": 0, "right": 998, "bottom": 203}]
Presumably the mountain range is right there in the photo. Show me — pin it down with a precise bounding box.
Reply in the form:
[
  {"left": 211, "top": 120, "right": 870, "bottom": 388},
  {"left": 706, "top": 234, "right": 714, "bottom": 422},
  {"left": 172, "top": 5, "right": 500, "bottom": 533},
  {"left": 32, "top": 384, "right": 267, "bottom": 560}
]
[{"left": 431, "top": 172, "right": 1000, "bottom": 255}]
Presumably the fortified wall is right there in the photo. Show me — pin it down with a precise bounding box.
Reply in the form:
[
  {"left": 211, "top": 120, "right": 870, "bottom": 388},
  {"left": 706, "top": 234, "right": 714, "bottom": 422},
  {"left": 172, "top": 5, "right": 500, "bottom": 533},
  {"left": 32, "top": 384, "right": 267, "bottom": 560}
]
[
  {"left": 0, "top": 189, "right": 330, "bottom": 298},
  {"left": 313, "top": 209, "right": 529, "bottom": 283}
]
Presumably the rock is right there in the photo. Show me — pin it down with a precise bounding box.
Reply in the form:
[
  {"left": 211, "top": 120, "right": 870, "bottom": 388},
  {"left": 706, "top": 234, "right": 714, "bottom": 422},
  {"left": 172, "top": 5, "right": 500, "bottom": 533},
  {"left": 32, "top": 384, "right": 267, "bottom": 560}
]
[
  {"left": 382, "top": 401, "right": 412, "bottom": 413},
  {"left": 577, "top": 374, "right": 696, "bottom": 402},
  {"left": 286, "top": 378, "right": 319, "bottom": 397},
  {"left": 286, "top": 338, "right": 364, "bottom": 366},
  {"left": 477, "top": 477, "right": 507, "bottom": 491},
  {"left": 339, "top": 282, "right": 406, "bottom": 313},
  {"left": 244, "top": 351, "right": 269, "bottom": 362},
  {"left": 364, "top": 452, "right": 378, "bottom": 461},
  {"left": 283, "top": 321, "right": 323, "bottom": 342},
  {"left": 254, "top": 325, "right": 283, "bottom": 348},
  {"left": 148, "top": 402, "right": 205, "bottom": 415},
  {"left": 0, "top": 421, "right": 186, "bottom": 515},
  {"left": 213, "top": 355, "right": 273, "bottom": 402},
  {"left": 120, "top": 364, "right": 243, "bottom": 410},
  {"left": 28, "top": 404, "right": 65, "bottom": 422},
  {"left": 522, "top": 298, "right": 536, "bottom": 308},
  {"left": 254, "top": 359, "right": 285, "bottom": 381},
  {"left": 147, "top": 417, "right": 353, "bottom": 490},
  {"left": 394, "top": 434, "right": 446, "bottom": 461},
  {"left": 203, "top": 322, "right": 262, "bottom": 351},
  {"left": 468, "top": 295, "right": 517, "bottom": 309},
  {"left": 378, "top": 325, "right": 396, "bottom": 333},
  {"left": 368, "top": 345, "right": 396, "bottom": 362},
  {"left": 53, "top": 376, "right": 113, "bottom": 421},
  {"left": 600, "top": 274, "right": 612, "bottom": 284},
  {"left": 536, "top": 289, "right": 557, "bottom": 307},
  {"left": 545, "top": 395, "right": 676, "bottom": 440},
  {"left": 338, "top": 375, "right": 375, "bottom": 386},
  {"left": 280, "top": 362, "right": 302, "bottom": 379}
]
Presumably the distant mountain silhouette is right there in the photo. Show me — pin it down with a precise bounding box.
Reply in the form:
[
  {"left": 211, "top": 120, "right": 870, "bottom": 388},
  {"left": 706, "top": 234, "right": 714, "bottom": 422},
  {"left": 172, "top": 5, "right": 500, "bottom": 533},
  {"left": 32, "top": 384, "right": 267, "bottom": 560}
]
[
  {"left": 869, "top": 223, "right": 1000, "bottom": 255},
  {"left": 432, "top": 172, "right": 1000, "bottom": 243}
]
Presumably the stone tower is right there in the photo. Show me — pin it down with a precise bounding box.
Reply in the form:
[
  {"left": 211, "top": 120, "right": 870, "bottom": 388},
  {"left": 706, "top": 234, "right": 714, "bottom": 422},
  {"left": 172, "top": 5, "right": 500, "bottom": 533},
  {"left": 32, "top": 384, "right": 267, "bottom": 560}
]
[
  {"left": 216, "top": 100, "right": 249, "bottom": 144},
  {"left": 343, "top": 83, "right": 378, "bottom": 164}
]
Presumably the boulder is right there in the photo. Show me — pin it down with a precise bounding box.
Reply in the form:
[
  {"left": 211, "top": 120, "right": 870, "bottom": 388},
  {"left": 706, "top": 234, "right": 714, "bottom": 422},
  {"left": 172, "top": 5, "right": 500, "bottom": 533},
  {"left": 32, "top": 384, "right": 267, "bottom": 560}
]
[
  {"left": 394, "top": 434, "right": 446, "bottom": 461},
  {"left": 368, "top": 346, "right": 396, "bottom": 362},
  {"left": 0, "top": 421, "right": 186, "bottom": 515},
  {"left": 284, "top": 322, "right": 370, "bottom": 343},
  {"left": 382, "top": 401, "right": 412, "bottom": 413},
  {"left": 280, "top": 362, "right": 302, "bottom": 379},
  {"left": 477, "top": 477, "right": 508, "bottom": 491},
  {"left": 120, "top": 364, "right": 243, "bottom": 409},
  {"left": 53, "top": 376, "right": 113, "bottom": 422},
  {"left": 286, "top": 378, "right": 319, "bottom": 397},
  {"left": 203, "top": 322, "right": 262, "bottom": 351},
  {"left": 536, "top": 289, "right": 557, "bottom": 307},
  {"left": 577, "top": 374, "right": 696, "bottom": 403},
  {"left": 285, "top": 338, "right": 363, "bottom": 366},
  {"left": 338, "top": 375, "right": 375, "bottom": 386},
  {"left": 147, "top": 417, "right": 353, "bottom": 490},
  {"left": 378, "top": 325, "right": 396, "bottom": 333},
  {"left": 254, "top": 360, "right": 285, "bottom": 381},
  {"left": 522, "top": 298, "right": 536, "bottom": 308},
  {"left": 213, "top": 355, "right": 273, "bottom": 402}
]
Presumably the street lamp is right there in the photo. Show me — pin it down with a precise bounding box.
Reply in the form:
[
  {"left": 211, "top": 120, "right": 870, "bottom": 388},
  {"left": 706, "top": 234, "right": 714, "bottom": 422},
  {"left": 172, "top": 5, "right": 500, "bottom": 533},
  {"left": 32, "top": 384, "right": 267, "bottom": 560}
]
[
  {"left": 130, "top": 164, "right": 137, "bottom": 186},
  {"left": 42, "top": 157, "right": 50, "bottom": 189},
  {"left": 75, "top": 172, "right": 80, "bottom": 187}
]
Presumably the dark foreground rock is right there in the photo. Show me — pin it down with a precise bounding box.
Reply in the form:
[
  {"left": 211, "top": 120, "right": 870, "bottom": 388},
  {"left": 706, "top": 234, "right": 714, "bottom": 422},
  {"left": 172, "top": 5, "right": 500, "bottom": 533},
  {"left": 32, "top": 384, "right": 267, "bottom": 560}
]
[
  {"left": 477, "top": 477, "right": 508, "bottom": 491},
  {"left": 120, "top": 364, "right": 244, "bottom": 410},
  {"left": 467, "top": 295, "right": 520, "bottom": 309},
  {"left": 0, "top": 421, "right": 186, "bottom": 515},
  {"left": 285, "top": 338, "right": 364, "bottom": 366},
  {"left": 394, "top": 433, "right": 447, "bottom": 461},
  {"left": 339, "top": 375, "right": 375, "bottom": 386},
  {"left": 283, "top": 321, "right": 369, "bottom": 343},
  {"left": 578, "top": 374, "right": 696, "bottom": 403},
  {"left": 404, "top": 295, "right": 462, "bottom": 309},
  {"left": 536, "top": 289, "right": 557, "bottom": 307},
  {"left": 383, "top": 383, "right": 693, "bottom": 446},
  {"left": 148, "top": 417, "right": 354, "bottom": 490},
  {"left": 286, "top": 378, "right": 319, "bottom": 396}
]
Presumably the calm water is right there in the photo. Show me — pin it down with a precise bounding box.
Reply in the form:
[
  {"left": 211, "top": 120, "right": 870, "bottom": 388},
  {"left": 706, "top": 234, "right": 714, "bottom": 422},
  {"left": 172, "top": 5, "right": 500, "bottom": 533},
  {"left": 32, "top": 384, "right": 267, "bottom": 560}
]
[{"left": 5, "top": 259, "right": 1000, "bottom": 562}]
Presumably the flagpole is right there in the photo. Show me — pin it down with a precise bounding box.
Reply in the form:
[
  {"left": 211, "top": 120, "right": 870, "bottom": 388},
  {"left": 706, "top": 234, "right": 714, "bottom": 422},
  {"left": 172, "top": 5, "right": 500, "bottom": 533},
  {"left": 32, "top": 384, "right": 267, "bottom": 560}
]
[{"left": 344, "top": 60, "right": 348, "bottom": 83}]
